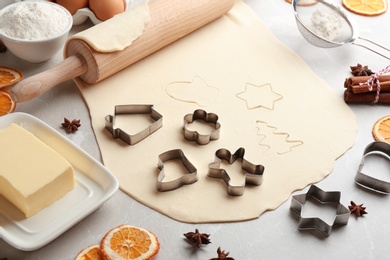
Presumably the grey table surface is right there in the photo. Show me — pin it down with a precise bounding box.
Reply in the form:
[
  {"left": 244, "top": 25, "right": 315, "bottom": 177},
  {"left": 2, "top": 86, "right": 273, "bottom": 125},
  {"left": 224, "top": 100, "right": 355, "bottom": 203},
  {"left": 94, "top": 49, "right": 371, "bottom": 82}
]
[{"left": 1, "top": 0, "right": 390, "bottom": 259}]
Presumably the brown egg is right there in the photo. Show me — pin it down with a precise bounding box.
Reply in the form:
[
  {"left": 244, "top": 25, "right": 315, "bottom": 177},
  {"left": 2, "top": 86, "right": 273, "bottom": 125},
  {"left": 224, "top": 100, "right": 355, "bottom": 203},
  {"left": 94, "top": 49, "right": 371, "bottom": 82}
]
[
  {"left": 89, "top": 0, "right": 126, "bottom": 21},
  {"left": 54, "top": 0, "right": 89, "bottom": 15}
]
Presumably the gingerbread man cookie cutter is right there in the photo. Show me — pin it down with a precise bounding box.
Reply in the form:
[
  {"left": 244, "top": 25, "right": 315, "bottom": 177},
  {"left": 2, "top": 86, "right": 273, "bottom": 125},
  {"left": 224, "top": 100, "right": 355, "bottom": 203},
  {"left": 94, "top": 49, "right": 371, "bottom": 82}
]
[
  {"left": 290, "top": 185, "right": 350, "bottom": 237},
  {"left": 183, "top": 109, "right": 221, "bottom": 145},
  {"left": 208, "top": 147, "right": 264, "bottom": 196},
  {"left": 105, "top": 104, "right": 163, "bottom": 145},
  {"left": 157, "top": 149, "right": 198, "bottom": 192},
  {"left": 355, "top": 141, "right": 390, "bottom": 194}
]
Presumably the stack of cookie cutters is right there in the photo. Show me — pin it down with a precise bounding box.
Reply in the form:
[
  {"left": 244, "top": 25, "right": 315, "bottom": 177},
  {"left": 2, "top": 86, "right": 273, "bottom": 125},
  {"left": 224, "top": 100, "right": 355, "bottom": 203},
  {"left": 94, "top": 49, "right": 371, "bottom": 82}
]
[
  {"left": 290, "top": 185, "right": 350, "bottom": 237},
  {"left": 355, "top": 141, "right": 390, "bottom": 194},
  {"left": 208, "top": 147, "right": 265, "bottom": 196},
  {"left": 105, "top": 104, "right": 163, "bottom": 145}
]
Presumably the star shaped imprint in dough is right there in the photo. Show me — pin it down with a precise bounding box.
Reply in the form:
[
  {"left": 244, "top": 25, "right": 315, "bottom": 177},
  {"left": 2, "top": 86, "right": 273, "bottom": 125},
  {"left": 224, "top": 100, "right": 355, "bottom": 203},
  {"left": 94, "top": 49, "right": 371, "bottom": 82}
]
[{"left": 236, "top": 83, "right": 282, "bottom": 110}]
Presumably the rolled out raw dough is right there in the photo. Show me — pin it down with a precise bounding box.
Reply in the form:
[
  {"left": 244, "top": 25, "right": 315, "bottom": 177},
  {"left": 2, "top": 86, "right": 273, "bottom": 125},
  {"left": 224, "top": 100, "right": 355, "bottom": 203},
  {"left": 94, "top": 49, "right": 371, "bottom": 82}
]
[
  {"left": 74, "top": 0, "right": 357, "bottom": 223},
  {"left": 68, "top": 2, "right": 150, "bottom": 52}
]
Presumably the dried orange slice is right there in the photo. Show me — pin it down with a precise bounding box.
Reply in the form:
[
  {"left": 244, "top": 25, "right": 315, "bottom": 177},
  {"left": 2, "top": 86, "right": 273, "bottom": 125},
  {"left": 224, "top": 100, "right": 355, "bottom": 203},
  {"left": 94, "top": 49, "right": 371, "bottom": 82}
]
[
  {"left": 0, "top": 66, "right": 23, "bottom": 88},
  {"left": 0, "top": 90, "right": 16, "bottom": 116},
  {"left": 342, "top": 0, "right": 388, "bottom": 16},
  {"left": 372, "top": 115, "right": 390, "bottom": 143},
  {"left": 74, "top": 244, "right": 101, "bottom": 260},
  {"left": 100, "top": 224, "right": 160, "bottom": 260}
]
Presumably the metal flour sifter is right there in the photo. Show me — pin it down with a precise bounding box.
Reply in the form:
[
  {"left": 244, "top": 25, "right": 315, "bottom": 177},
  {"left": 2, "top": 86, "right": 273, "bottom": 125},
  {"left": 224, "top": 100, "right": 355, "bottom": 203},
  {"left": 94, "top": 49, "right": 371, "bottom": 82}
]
[{"left": 292, "top": 0, "right": 390, "bottom": 60}]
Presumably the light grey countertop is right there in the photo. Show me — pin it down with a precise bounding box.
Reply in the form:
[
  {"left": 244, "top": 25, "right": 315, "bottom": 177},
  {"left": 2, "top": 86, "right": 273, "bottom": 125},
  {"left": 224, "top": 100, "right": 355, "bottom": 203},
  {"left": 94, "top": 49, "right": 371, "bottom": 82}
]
[{"left": 1, "top": 1, "right": 390, "bottom": 259}]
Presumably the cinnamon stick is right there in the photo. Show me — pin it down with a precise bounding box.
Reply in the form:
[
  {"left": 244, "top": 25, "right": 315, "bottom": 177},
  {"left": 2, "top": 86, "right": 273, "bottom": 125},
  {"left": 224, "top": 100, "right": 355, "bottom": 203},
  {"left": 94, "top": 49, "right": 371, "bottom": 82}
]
[
  {"left": 344, "top": 89, "right": 390, "bottom": 104},
  {"left": 350, "top": 81, "right": 390, "bottom": 93},
  {"left": 344, "top": 75, "right": 390, "bottom": 93},
  {"left": 345, "top": 75, "right": 390, "bottom": 86}
]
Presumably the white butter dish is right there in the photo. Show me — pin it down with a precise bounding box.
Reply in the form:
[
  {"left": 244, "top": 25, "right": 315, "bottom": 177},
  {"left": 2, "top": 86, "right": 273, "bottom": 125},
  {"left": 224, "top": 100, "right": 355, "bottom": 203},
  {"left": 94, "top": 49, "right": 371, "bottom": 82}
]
[{"left": 0, "top": 112, "right": 119, "bottom": 251}]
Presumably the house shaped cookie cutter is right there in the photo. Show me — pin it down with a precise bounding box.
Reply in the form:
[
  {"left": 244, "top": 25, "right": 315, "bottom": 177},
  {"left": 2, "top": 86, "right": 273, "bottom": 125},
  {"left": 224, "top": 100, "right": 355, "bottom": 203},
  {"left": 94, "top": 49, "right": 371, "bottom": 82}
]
[
  {"left": 183, "top": 109, "right": 221, "bottom": 145},
  {"left": 157, "top": 149, "right": 198, "bottom": 192},
  {"left": 105, "top": 104, "right": 162, "bottom": 145},
  {"left": 355, "top": 141, "right": 390, "bottom": 194},
  {"left": 290, "top": 185, "right": 350, "bottom": 237},
  {"left": 208, "top": 147, "right": 264, "bottom": 196}
]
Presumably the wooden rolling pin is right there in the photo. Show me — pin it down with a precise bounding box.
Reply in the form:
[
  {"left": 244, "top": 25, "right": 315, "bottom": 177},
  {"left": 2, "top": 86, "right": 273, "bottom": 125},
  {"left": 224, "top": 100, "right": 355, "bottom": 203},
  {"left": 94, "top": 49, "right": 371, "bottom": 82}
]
[{"left": 10, "top": 0, "right": 234, "bottom": 102}]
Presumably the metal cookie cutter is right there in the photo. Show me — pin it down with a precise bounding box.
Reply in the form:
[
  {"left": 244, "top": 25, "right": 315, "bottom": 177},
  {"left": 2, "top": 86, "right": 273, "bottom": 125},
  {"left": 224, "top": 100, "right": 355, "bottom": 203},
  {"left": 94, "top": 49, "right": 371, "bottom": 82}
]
[
  {"left": 290, "top": 185, "right": 350, "bottom": 237},
  {"left": 355, "top": 141, "right": 390, "bottom": 194},
  {"left": 208, "top": 147, "right": 264, "bottom": 196},
  {"left": 105, "top": 104, "right": 162, "bottom": 145},
  {"left": 183, "top": 109, "right": 221, "bottom": 145},
  {"left": 157, "top": 149, "right": 198, "bottom": 192}
]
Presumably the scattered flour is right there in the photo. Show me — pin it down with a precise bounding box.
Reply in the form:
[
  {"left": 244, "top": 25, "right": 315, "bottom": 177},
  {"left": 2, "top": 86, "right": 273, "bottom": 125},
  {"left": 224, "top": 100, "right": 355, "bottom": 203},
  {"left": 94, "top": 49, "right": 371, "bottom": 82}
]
[
  {"left": 311, "top": 9, "right": 342, "bottom": 41},
  {"left": 0, "top": 2, "right": 70, "bottom": 40}
]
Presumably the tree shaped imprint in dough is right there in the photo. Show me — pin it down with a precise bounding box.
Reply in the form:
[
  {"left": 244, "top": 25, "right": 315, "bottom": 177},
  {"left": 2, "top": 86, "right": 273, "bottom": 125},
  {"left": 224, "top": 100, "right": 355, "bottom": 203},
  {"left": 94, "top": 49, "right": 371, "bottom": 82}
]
[
  {"left": 255, "top": 121, "right": 303, "bottom": 155},
  {"left": 236, "top": 83, "right": 282, "bottom": 110},
  {"left": 164, "top": 76, "right": 219, "bottom": 107}
]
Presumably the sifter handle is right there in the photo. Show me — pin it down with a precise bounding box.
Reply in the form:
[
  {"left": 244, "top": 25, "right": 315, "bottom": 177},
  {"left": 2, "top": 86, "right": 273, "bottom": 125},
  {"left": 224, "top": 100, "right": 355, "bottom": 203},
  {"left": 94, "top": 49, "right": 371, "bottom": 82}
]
[{"left": 10, "top": 55, "right": 87, "bottom": 103}]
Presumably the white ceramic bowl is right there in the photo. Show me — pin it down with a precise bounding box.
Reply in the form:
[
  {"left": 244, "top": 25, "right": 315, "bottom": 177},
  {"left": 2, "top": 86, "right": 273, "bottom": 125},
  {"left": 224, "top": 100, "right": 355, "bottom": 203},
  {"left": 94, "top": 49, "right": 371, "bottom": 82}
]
[{"left": 0, "top": 2, "right": 72, "bottom": 63}]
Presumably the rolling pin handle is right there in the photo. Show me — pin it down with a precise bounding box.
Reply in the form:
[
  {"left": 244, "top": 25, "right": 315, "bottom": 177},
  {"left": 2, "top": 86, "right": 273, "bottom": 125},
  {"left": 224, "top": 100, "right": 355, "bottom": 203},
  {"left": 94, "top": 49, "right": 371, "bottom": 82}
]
[{"left": 10, "top": 54, "right": 88, "bottom": 103}]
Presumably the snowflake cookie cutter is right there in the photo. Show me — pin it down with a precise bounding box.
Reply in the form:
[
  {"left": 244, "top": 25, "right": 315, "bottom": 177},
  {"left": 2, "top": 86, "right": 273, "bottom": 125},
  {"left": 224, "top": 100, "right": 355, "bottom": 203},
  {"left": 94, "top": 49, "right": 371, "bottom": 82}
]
[
  {"left": 183, "top": 109, "right": 221, "bottom": 145},
  {"left": 208, "top": 147, "right": 264, "bottom": 196},
  {"left": 355, "top": 141, "right": 390, "bottom": 194},
  {"left": 157, "top": 149, "right": 198, "bottom": 192},
  {"left": 105, "top": 104, "right": 162, "bottom": 145},
  {"left": 290, "top": 185, "right": 350, "bottom": 237}
]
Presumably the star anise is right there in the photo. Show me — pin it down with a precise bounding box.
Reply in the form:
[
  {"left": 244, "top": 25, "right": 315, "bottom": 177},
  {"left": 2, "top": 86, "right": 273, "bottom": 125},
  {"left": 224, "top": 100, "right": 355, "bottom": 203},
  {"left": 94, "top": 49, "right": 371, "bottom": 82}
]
[
  {"left": 61, "top": 118, "right": 81, "bottom": 133},
  {"left": 183, "top": 228, "right": 211, "bottom": 248},
  {"left": 349, "top": 201, "right": 367, "bottom": 217},
  {"left": 350, "top": 63, "right": 374, "bottom": 76},
  {"left": 210, "top": 247, "right": 235, "bottom": 260}
]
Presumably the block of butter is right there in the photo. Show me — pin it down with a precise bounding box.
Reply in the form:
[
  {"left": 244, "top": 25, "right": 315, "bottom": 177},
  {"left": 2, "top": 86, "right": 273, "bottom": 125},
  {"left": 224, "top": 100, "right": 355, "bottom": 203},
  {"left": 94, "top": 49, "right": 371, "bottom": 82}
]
[{"left": 0, "top": 123, "right": 75, "bottom": 217}]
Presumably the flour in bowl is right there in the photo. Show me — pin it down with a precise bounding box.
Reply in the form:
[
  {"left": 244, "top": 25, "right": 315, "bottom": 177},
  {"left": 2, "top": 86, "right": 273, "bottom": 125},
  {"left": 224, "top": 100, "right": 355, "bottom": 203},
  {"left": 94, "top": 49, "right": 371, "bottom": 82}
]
[{"left": 0, "top": 1, "right": 71, "bottom": 40}]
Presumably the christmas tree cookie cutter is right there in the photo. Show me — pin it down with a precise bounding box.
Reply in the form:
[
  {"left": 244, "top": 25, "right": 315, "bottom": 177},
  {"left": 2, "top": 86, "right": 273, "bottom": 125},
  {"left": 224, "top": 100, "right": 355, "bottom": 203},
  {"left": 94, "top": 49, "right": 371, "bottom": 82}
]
[
  {"left": 355, "top": 141, "right": 390, "bottom": 194},
  {"left": 183, "top": 109, "right": 221, "bottom": 145},
  {"left": 105, "top": 104, "right": 163, "bottom": 145},
  {"left": 156, "top": 149, "right": 198, "bottom": 192},
  {"left": 208, "top": 147, "right": 264, "bottom": 196},
  {"left": 290, "top": 185, "right": 350, "bottom": 237}
]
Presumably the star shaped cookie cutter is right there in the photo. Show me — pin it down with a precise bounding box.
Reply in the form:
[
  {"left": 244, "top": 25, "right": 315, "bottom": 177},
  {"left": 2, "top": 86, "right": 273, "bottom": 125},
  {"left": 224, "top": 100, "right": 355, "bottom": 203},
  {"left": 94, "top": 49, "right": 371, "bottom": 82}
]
[
  {"left": 157, "top": 149, "right": 198, "bottom": 192},
  {"left": 208, "top": 147, "right": 264, "bottom": 196},
  {"left": 183, "top": 109, "right": 221, "bottom": 145},
  {"left": 355, "top": 141, "right": 390, "bottom": 194},
  {"left": 290, "top": 185, "right": 350, "bottom": 237},
  {"left": 105, "top": 104, "right": 162, "bottom": 145}
]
